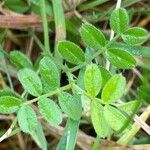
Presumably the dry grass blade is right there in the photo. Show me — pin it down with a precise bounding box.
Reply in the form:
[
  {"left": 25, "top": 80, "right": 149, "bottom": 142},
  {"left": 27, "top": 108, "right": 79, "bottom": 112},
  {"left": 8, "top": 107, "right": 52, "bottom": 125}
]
[
  {"left": 134, "top": 115, "right": 150, "bottom": 135},
  {"left": 0, "top": 15, "right": 42, "bottom": 29}
]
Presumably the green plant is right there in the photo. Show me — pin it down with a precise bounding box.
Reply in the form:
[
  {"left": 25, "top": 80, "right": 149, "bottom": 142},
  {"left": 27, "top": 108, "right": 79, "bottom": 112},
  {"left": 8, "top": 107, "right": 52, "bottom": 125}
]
[{"left": 0, "top": 2, "right": 150, "bottom": 150}]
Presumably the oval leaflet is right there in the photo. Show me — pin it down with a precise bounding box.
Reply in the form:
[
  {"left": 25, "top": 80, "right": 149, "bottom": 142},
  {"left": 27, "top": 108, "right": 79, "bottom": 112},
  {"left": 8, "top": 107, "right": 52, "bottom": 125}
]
[
  {"left": 38, "top": 98, "right": 62, "bottom": 125},
  {"left": 80, "top": 23, "right": 106, "bottom": 49},
  {"left": 18, "top": 68, "right": 43, "bottom": 97},
  {"left": 0, "top": 96, "right": 22, "bottom": 114},
  {"left": 102, "top": 74, "right": 126, "bottom": 103},
  {"left": 17, "top": 105, "right": 38, "bottom": 133},
  {"left": 57, "top": 40, "right": 85, "bottom": 65}
]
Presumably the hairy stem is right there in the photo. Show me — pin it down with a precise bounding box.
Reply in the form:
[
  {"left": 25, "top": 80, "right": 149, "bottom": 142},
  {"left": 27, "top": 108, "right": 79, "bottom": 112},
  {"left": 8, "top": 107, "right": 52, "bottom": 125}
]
[{"left": 26, "top": 83, "right": 72, "bottom": 105}]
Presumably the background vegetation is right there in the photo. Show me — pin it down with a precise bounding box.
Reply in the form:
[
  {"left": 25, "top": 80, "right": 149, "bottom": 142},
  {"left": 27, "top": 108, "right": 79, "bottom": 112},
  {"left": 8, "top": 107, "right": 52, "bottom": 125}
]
[{"left": 0, "top": 0, "right": 150, "bottom": 149}]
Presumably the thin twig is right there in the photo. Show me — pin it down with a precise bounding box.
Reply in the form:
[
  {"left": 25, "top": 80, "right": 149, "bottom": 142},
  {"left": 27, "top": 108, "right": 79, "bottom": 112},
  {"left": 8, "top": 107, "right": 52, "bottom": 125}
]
[
  {"left": 26, "top": 29, "right": 35, "bottom": 58},
  {"left": 74, "top": 10, "right": 87, "bottom": 23},
  {"left": 117, "top": 105, "right": 150, "bottom": 145},
  {"left": 134, "top": 114, "right": 150, "bottom": 135},
  {"left": 118, "top": 99, "right": 150, "bottom": 135},
  {"left": 0, "top": 115, "right": 14, "bottom": 120},
  {"left": 0, "top": 118, "right": 17, "bottom": 142}
]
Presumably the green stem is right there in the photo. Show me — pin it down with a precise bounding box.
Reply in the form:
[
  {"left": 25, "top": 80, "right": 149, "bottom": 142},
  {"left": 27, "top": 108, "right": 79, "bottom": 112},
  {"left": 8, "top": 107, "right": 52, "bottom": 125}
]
[
  {"left": 25, "top": 84, "right": 72, "bottom": 105},
  {"left": 40, "top": 0, "right": 51, "bottom": 56},
  {"left": 69, "top": 63, "right": 86, "bottom": 73},
  {"left": 106, "top": 34, "right": 120, "bottom": 47},
  {"left": 32, "top": 33, "right": 45, "bottom": 52},
  {"left": 0, "top": 48, "right": 9, "bottom": 58},
  {"left": 2, "top": 56, "right": 14, "bottom": 91},
  {"left": 92, "top": 136, "right": 101, "bottom": 150},
  {"left": 117, "top": 105, "right": 150, "bottom": 145}
]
